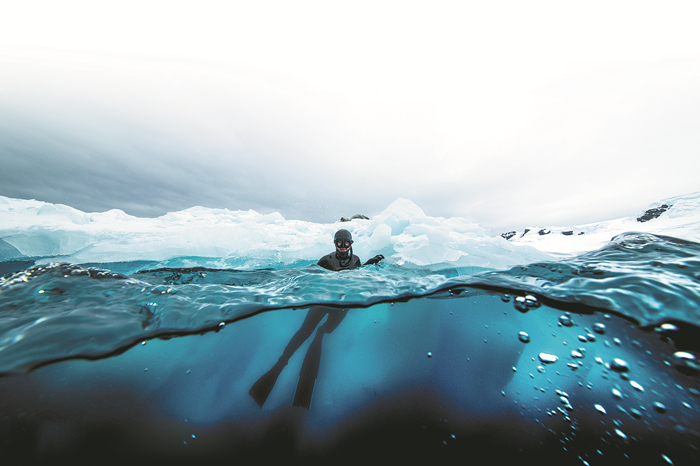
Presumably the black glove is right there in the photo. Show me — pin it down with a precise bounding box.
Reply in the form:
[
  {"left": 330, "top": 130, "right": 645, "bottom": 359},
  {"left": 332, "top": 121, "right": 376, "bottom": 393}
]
[{"left": 364, "top": 254, "right": 384, "bottom": 266}]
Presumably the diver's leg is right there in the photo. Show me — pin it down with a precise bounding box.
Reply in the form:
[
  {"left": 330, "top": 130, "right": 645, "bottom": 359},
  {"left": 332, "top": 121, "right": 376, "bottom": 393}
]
[
  {"left": 292, "top": 331, "right": 324, "bottom": 409},
  {"left": 292, "top": 309, "right": 348, "bottom": 409},
  {"left": 249, "top": 307, "right": 327, "bottom": 408},
  {"left": 318, "top": 308, "right": 347, "bottom": 335}
]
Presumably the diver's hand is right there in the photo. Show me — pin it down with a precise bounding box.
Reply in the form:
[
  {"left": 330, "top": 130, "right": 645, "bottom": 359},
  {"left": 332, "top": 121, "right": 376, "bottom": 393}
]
[{"left": 364, "top": 255, "right": 384, "bottom": 266}]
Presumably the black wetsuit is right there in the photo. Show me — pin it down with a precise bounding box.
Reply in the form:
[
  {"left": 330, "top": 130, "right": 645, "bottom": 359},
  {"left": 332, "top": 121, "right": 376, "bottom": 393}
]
[
  {"left": 249, "top": 249, "right": 359, "bottom": 409},
  {"left": 317, "top": 250, "right": 361, "bottom": 271}
]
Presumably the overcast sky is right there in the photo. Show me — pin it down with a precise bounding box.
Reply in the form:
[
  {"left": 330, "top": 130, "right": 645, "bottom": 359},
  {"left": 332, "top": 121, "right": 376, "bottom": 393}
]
[{"left": 1, "top": 1, "right": 699, "bottom": 234}]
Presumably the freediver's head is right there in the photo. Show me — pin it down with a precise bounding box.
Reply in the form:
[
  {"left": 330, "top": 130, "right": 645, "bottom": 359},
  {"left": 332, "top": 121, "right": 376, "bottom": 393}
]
[{"left": 334, "top": 229, "right": 353, "bottom": 258}]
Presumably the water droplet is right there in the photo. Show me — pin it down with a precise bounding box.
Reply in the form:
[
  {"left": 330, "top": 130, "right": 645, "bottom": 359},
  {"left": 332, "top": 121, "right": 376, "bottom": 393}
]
[
  {"left": 630, "top": 381, "right": 644, "bottom": 392},
  {"left": 518, "top": 331, "right": 530, "bottom": 343},
  {"left": 539, "top": 353, "right": 558, "bottom": 364},
  {"left": 593, "top": 323, "right": 606, "bottom": 334},
  {"left": 427, "top": 352, "right": 432, "bottom": 358},
  {"left": 610, "top": 358, "right": 629, "bottom": 372},
  {"left": 595, "top": 404, "right": 607, "bottom": 414},
  {"left": 653, "top": 402, "right": 667, "bottom": 413},
  {"left": 559, "top": 315, "right": 573, "bottom": 327}
]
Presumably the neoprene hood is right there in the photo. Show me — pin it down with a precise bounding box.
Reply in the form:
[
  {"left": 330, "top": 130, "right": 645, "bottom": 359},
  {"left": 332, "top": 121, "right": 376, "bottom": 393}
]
[{"left": 334, "top": 229, "right": 352, "bottom": 242}]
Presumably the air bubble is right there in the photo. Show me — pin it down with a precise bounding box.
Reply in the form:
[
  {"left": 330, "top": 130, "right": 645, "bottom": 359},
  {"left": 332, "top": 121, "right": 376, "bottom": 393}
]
[
  {"left": 593, "top": 323, "right": 606, "bottom": 334},
  {"left": 539, "top": 353, "right": 558, "bottom": 364},
  {"left": 612, "top": 389, "right": 622, "bottom": 400},
  {"left": 656, "top": 323, "right": 679, "bottom": 333},
  {"left": 630, "top": 381, "right": 644, "bottom": 392},
  {"left": 501, "top": 294, "right": 511, "bottom": 302},
  {"left": 559, "top": 315, "right": 573, "bottom": 327},
  {"left": 653, "top": 402, "right": 667, "bottom": 413},
  {"left": 610, "top": 358, "right": 629, "bottom": 372},
  {"left": 594, "top": 404, "right": 606, "bottom": 414},
  {"left": 524, "top": 295, "right": 539, "bottom": 308},
  {"left": 427, "top": 352, "right": 432, "bottom": 358},
  {"left": 672, "top": 351, "right": 700, "bottom": 373},
  {"left": 615, "top": 428, "right": 627, "bottom": 440},
  {"left": 514, "top": 296, "right": 529, "bottom": 312},
  {"left": 518, "top": 331, "right": 530, "bottom": 343}
]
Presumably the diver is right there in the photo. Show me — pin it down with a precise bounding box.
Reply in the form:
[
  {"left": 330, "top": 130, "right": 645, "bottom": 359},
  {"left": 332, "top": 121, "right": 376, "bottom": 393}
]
[{"left": 249, "top": 229, "right": 384, "bottom": 409}]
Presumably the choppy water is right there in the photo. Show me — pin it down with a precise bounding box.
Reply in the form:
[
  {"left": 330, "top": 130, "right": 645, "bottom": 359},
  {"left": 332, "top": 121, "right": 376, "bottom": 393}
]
[
  {"left": 2, "top": 232, "right": 698, "bottom": 375},
  {"left": 1, "top": 232, "right": 699, "bottom": 463}
]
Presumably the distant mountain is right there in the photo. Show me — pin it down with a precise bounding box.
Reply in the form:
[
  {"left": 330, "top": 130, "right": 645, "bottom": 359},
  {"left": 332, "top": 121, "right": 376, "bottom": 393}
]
[{"left": 499, "top": 192, "right": 700, "bottom": 256}]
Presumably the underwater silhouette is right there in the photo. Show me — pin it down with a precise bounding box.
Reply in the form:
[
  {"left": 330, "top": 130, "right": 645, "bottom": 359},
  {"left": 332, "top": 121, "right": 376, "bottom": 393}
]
[{"left": 249, "top": 306, "right": 347, "bottom": 409}]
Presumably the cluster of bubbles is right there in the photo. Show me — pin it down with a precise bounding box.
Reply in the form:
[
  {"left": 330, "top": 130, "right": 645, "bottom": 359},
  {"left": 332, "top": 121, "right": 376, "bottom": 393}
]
[{"left": 504, "top": 291, "right": 699, "bottom": 464}]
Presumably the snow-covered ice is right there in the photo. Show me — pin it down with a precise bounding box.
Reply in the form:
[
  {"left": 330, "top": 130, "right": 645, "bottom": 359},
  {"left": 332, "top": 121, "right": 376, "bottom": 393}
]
[{"left": 0, "top": 196, "right": 549, "bottom": 270}]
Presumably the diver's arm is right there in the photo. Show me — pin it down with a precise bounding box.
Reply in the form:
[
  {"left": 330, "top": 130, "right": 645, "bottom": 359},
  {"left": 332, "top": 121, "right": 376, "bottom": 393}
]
[{"left": 363, "top": 255, "right": 384, "bottom": 266}]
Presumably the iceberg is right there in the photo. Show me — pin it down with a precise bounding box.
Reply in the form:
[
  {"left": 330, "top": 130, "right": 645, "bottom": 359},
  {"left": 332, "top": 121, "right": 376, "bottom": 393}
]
[{"left": 0, "top": 196, "right": 550, "bottom": 271}]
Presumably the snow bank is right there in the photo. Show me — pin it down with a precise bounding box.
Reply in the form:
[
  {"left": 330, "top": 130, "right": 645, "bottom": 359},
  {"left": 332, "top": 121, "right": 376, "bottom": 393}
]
[{"left": 506, "top": 192, "right": 700, "bottom": 256}]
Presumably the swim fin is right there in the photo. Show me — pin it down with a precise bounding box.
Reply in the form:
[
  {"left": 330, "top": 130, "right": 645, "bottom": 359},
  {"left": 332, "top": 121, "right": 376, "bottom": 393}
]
[{"left": 249, "top": 361, "right": 285, "bottom": 408}]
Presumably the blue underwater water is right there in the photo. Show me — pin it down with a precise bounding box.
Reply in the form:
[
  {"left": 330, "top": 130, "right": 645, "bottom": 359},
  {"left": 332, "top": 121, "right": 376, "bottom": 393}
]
[{"left": 1, "top": 232, "right": 699, "bottom": 464}]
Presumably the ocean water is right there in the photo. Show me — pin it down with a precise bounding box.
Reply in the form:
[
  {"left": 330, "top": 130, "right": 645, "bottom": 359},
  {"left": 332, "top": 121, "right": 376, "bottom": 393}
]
[{"left": 1, "top": 231, "right": 699, "bottom": 464}]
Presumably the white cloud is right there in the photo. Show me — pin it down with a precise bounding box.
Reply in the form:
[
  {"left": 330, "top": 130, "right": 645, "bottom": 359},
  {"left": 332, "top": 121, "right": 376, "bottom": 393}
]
[{"left": 1, "top": 1, "right": 699, "bottom": 232}]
